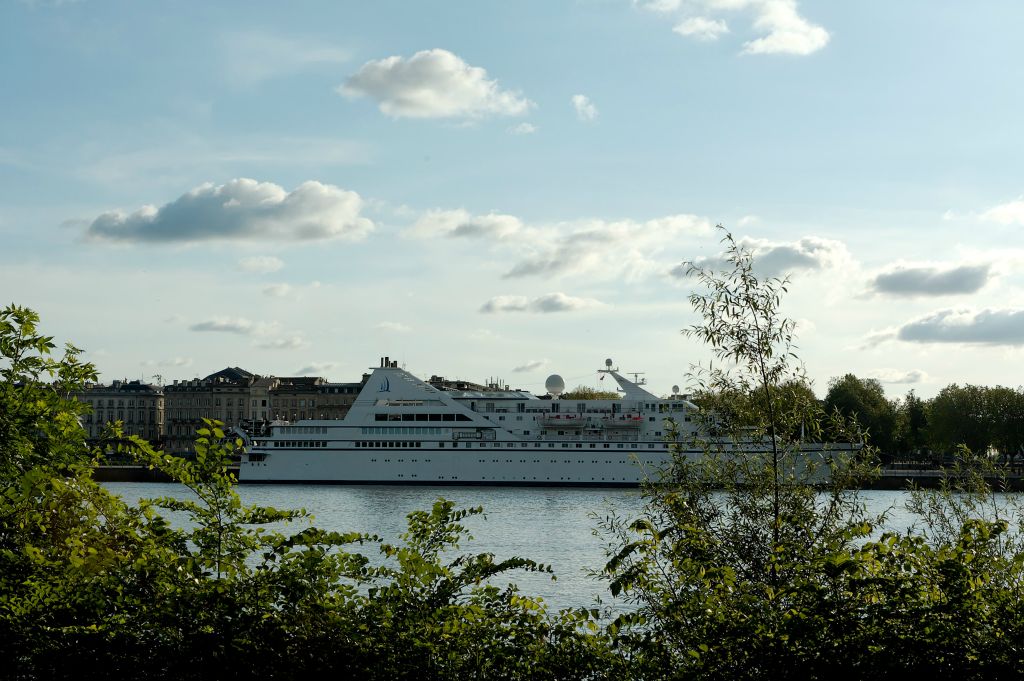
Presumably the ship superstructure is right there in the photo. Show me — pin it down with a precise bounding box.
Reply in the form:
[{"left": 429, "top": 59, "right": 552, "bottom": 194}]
[{"left": 241, "top": 358, "right": 701, "bottom": 486}]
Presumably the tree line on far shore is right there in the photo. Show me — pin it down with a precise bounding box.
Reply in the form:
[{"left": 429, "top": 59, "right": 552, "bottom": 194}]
[
  {"left": 565, "top": 376, "right": 1024, "bottom": 465},
  {"left": 816, "top": 376, "right": 1023, "bottom": 464}
]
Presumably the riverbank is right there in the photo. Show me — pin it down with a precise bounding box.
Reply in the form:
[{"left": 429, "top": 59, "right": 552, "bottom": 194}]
[{"left": 93, "top": 464, "right": 1024, "bottom": 490}]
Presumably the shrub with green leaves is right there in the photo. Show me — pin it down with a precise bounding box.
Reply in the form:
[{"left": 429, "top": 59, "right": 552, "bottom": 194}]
[{"left": 0, "top": 305, "right": 616, "bottom": 680}]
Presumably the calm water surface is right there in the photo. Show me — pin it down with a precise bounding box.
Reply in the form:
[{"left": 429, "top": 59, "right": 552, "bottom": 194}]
[{"left": 103, "top": 483, "right": 919, "bottom": 611}]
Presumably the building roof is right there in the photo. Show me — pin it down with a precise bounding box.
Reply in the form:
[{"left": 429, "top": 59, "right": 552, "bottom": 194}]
[{"left": 204, "top": 367, "right": 256, "bottom": 383}]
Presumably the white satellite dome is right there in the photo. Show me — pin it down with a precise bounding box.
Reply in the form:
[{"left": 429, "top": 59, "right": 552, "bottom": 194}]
[{"left": 545, "top": 374, "right": 565, "bottom": 398}]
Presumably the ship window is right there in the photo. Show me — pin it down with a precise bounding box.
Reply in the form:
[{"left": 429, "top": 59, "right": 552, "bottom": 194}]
[
  {"left": 548, "top": 443, "right": 555, "bottom": 448},
  {"left": 442, "top": 414, "right": 455, "bottom": 422},
  {"left": 576, "top": 444, "right": 582, "bottom": 448},
  {"left": 375, "top": 414, "right": 387, "bottom": 421},
  {"left": 524, "top": 431, "right": 530, "bottom": 435},
  {"left": 429, "top": 414, "right": 442, "bottom": 421},
  {"left": 416, "top": 414, "right": 428, "bottom": 421},
  {"left": 402, "top": 414, "right": 414, "bottom": 421},
  {"left": 649, "top": 444, "right": 655, "bottom": 449}
]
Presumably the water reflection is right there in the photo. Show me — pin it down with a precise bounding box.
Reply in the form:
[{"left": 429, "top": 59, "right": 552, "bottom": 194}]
[{"left": 102, "top": 484, "right": 945, "bottom": 611}]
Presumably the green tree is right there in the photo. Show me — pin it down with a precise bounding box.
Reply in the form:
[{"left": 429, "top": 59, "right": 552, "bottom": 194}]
[
  {"left": 986, "top": 386, "right": 1024, "bottom": 465},
  {"left": 823, "top": 374, "right": 897, "bottom": 459},
  {"left": 893, "top": 389, "right": 929, "bottom": 458},
  {"left": 601, "top": 227, "right": 878, "bottom": 678},
  {"left": 0, "top": 304, "right": 97, "bottom": 478},
  {"left": 928, "top": 384, "right": 991, "bottom": 458},
  {"left": 561, "top": 385, "right": 621, "bottom": 400}
]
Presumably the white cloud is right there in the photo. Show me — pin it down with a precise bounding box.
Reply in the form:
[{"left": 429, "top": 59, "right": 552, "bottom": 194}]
[
  {"left": 257, "top": 335, "right": 308, "bottom": 350},
  {"left": 505, "top": 214, "right": 712, "bottom": 281},
  {"left": 407, "top": 208, "right": 524, "bottom": 240},
  {"left": 636, "top": 0, "right": 682, "bottom": 12},
  {"left": 745, "top": 236, "right": 852, "bottom": 275},
  {"left": 736, "top": 214, "right": 760, "bottom": 227},
  {"left": 643, "top": 0, "right": 829, "bottom": 56},
  {"left": 143, "top": 357, "right": 193, "bottom": 368},
  {"left": 469, "top": 328, "right": 500, "bottom": 341},
  {"left": 671, "top": 235, "right": 852, "bottom": 279},
  {"left": 239, "top": 255, "right": 284, "bottom": 273},
  {"left": 897, "top": 308, "right": 1024, "bottom": 346},
  {"left": 572, "top": 94, "right": 598, "bottom": 122},
  {"left": 673, "top": 17, "right": 729, "bottom": 41},
  {"left": 509, "top": 122, "right": 538, "bottom": 135},
  {"left": 222, "top": 30, "right": 349, "bottom": 86},
  {"left": 980, "top": 198, "right": 1024, "bottom": 226},
  {"left": 512, "top": 359, "right": 548, "bottom": 373},
  {"left": 189, "top": 317, "right": 255, "bottom": 335},
  {"left": 340, "top": 49, "right": 532, "bottom": 119},
  {"left": 740, "top": 0, "right": 829, "bottom": 56},
  {"left": 867, "top": 368, "right": 929, "bottom": 385},
  {"left": 376, "top": 321, "right": 411, "bottom": 333},
  {"left": 262, "top": 283, "right": 293, "bottom": 298},
  {"left": 296, "top": 362, "right": 341, "bottom": 376},
  {"left": 480, "top": 292, "right": 604, "bottom": 314},
  {"left": 868, "top": 263, "right": 992, "bottom": 297},
  {"left": 87, "top": 179, "right": 373, "bottom": 243}
]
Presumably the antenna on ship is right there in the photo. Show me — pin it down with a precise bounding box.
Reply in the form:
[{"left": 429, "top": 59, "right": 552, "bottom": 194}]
[
  {"left": 628, "top": 371, "right": 647, "bottom": 386},
  {"left": 545, "top": 374, "right": 565, "bottom": 399}
]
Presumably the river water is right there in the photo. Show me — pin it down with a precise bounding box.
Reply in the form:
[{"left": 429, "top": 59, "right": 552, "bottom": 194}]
[{"left": 103, "top": 484, "right": 926, "bottom": 611}]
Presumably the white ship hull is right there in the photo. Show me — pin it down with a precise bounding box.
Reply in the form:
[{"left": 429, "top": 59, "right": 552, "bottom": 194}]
[
  {"left": 243, "top": 438, "right": 692, "bottom": 486},
  {"left": 239, "top": 359, "right": 837, "bottom": 487}
]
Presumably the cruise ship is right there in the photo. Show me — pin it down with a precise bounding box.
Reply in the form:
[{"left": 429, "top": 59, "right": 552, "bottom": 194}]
[{"left": 240, "top": 358, "right": 703, "bottom": 486}]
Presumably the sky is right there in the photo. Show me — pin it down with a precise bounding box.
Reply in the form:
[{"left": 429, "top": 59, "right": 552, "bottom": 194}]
[{"left": 2, "top": 0, "right": 1023, "bottom": 399}]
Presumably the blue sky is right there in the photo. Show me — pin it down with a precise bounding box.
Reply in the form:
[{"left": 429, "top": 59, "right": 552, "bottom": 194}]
[{"left": 2, "top": 0, "right": 1023, "bottom": 397}]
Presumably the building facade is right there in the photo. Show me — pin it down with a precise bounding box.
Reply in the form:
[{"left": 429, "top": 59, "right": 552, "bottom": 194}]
[
  {"left": 76, "top": 380, "right": 165, "bottom": 445},
  {"left": 163, "top": 367, "right": 258, "bottom": 455}
]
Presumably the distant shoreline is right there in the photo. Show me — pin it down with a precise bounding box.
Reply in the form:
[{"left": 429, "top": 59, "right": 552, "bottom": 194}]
[{"left": 93, "top": 465, "right": 1024, "bottom": 491}]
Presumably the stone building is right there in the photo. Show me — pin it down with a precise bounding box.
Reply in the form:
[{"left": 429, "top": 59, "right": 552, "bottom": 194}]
[
  {"left": 76, "top": 380, "right": 164, "bottom": 445},
  {"left": 163, "top": 367, "right": 258, "bottom": 455},
  {"left": 268, "top": 376, "right": 323, "bottom": 421},
  {"left": 315, "top": 378, "right": 366, "bottom": 419}
]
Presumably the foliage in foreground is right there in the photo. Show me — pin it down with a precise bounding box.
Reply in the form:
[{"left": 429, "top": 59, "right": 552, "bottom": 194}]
[
  {"left": 599, "top": 228, "right": 1024, "bottom": 680},
  {"left": 0, "top": 304, "right": 617, "bottom": 680},
  {"left": 5, "top": 235, "right": 1024, "bottom": 681}
]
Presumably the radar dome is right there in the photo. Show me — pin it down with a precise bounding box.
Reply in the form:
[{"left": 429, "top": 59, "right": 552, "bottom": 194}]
[
  {"left": 605, "top": 358, "right": 613, "bottom": 368},
  {"left": 672, "top": 385, "right": 680, "bottom": 395},
  {"left": 545, "top": 374, "right": 565, "bottom": 398}
]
